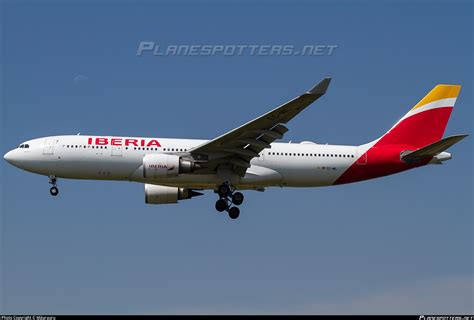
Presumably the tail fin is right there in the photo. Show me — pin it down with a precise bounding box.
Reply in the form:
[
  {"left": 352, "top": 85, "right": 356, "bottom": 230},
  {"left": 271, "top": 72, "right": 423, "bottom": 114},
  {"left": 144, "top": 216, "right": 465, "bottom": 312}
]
[{"left": 376, "top": 84, "right": 461, "bottom": 148}]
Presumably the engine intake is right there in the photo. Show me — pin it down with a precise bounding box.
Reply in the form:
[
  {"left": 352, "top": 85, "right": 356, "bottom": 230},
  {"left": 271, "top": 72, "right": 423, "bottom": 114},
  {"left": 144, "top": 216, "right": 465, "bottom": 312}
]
[
  {"left": 143, "top": 154, "right": 195, "bottom": 178},
  {"left": 144, "top": 184, "right": 203, "bottom": 204}
]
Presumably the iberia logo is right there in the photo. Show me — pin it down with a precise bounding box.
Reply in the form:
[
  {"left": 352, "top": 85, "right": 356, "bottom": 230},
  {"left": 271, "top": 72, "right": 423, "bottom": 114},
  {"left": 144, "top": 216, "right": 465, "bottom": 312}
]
[{"left": 87, "top": 137, "right": 161, "bottom": 147}]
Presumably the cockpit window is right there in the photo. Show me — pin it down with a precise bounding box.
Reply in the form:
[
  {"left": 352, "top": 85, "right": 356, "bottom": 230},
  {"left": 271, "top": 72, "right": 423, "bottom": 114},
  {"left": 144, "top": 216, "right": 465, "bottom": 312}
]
[
  {"left": 25, "top": 144, "right": 29, "bottom": 148},
  {"left": 18, "top": 144, "right": 29, "bottom": 149}
]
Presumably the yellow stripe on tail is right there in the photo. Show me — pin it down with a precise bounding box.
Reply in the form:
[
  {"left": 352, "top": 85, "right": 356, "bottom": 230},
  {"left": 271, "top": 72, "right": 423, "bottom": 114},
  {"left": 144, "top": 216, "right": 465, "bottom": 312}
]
[{"left": 411, "top": 84, "right": 461, "bottom": 111}]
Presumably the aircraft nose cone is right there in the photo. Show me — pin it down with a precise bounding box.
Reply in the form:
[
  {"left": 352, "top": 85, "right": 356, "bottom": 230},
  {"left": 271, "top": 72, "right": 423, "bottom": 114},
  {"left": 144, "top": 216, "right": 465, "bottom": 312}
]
[{"left": 4, "top": 150, "right": 15, "bottom": 164}]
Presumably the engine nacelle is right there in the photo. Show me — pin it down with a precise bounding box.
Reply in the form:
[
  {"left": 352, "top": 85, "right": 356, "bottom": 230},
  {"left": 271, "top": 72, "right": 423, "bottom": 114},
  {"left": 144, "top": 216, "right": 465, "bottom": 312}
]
[
  {"left": 144, "top": 184, "right": 202, "bottom": 204},
  {"left": 143, "top": 154, "right": 195, "bottom": 178}
]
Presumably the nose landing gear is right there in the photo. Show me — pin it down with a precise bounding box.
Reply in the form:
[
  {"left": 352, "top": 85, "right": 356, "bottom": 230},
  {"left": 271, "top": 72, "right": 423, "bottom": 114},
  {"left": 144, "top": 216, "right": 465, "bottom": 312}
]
[
  {"left": 215, "top": 183, "right": 244, "bottom": 219},
  {"left": 49, "top": 175, "right": 59, "bottom": 196}
]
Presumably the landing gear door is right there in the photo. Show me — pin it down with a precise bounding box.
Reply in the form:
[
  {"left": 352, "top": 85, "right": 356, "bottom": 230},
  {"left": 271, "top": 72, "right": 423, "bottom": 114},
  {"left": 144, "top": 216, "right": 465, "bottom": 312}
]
[{"left": 43, "top": 138, "right": 54, "bottom": 155}]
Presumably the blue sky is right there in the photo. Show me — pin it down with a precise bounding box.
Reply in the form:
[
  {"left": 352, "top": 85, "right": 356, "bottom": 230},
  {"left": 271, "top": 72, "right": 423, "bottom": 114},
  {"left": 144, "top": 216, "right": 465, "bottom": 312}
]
[{"left": 1, "top": 0, "right": 472, "bottom": 314}]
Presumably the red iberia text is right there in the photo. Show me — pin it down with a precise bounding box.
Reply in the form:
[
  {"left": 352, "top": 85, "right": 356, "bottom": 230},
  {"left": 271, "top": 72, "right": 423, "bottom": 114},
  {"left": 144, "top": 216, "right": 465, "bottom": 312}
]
[{"left": 87, "top": 137, "right": 161, "bottom": 147}]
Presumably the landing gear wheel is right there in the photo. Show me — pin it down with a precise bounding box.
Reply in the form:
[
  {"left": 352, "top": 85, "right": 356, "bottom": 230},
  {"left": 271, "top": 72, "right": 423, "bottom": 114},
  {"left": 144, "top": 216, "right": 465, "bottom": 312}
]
[
  {"left": 50, "top": 186, "right": 59, "bottom": 196},
  {"left": 215, "top": 199, "right": 228, "bottom": 212},
  {"left": 218, "top": 184, "right": 231, "bottom": 198},
  {"left": 228, "top": 206, "right": 240, "bottom": 219},
  {"left": 232, "top": 192, "right": 244, "bottom": 206}
]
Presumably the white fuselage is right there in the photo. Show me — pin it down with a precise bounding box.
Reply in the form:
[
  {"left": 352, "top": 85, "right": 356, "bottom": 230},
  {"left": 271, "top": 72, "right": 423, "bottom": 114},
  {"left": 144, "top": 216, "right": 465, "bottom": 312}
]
[{"left": 6, "top": 135, "right": 363, "bottom": 190}]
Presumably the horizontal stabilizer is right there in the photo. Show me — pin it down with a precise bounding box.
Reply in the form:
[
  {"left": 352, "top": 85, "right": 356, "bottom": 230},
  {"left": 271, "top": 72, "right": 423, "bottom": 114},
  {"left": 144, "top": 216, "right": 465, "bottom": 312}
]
[{"left": 401, "top": 134, "right": 468, "bottom": 163}]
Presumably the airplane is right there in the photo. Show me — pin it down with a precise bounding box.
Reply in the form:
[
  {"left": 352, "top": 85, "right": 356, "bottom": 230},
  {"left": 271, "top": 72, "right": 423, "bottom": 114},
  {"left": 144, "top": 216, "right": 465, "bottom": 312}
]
[{"left": 3, "top": 78, "right": 468, "bottom": 220}]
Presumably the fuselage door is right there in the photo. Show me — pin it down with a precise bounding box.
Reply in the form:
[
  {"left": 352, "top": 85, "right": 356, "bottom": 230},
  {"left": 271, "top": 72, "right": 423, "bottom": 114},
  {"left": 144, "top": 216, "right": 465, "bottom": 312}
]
[
  {"left": 111, "top": 142, "right": 123, "bottom": 156},
  {"left": 43, "top": 138, "right": 54, "bottom": 155},
  {"left": 356, "top": 147, "right": 367, "bottom": 165}
]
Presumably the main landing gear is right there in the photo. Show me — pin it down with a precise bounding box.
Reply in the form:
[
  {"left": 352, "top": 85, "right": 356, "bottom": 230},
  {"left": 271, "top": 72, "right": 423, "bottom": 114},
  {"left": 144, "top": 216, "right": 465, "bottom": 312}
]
[
  {"left": 49, "top": 175, "right": 59, "bottom": 196},
  {"left": 214, "top": 183, "right": 244, "bottom": 220}
]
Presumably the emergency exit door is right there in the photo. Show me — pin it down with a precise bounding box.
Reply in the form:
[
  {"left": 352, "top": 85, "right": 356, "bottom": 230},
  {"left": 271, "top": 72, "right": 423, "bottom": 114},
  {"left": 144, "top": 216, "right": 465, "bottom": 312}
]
[
  {"left": 111, "top": 143, "right": 123, "bottom": 156},
  {"left": 43, "top": 138, "right": 54, "bottom": 155}
]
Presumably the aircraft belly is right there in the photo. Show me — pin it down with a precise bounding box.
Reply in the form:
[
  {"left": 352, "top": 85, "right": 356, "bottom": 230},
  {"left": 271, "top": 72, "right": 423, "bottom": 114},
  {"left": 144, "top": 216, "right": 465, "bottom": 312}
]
[
  {"left": 129, "top": 164, "right": 283, "bottom": 190},
  {"left": 53, "top": 153, "right": 138, "bottom": 180},
  {"left": 267, "top": 160, "right": 351, "bottom": 187}
]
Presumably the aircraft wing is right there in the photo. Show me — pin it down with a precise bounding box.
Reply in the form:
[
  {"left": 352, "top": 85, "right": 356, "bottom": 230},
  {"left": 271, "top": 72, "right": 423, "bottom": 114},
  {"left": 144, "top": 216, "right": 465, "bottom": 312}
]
[{"left": 189, "top": 77, "right": 332, "bottom": 176}]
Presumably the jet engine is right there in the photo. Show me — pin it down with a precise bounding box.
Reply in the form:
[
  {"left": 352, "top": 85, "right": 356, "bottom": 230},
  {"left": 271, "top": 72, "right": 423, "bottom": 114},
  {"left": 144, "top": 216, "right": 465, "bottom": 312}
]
[
  {"left": 144, "top": 184, "right": 203, "bottom": 204},
  {"left": 143, "top": 154, "right": 195, "bottom": 178}
]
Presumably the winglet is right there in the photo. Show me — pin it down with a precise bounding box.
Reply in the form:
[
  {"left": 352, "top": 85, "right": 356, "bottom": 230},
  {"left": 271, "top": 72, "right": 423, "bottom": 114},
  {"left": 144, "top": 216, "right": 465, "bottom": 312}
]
[{"left": 308, "top": 77, "right": 332, "bottom": 95}]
